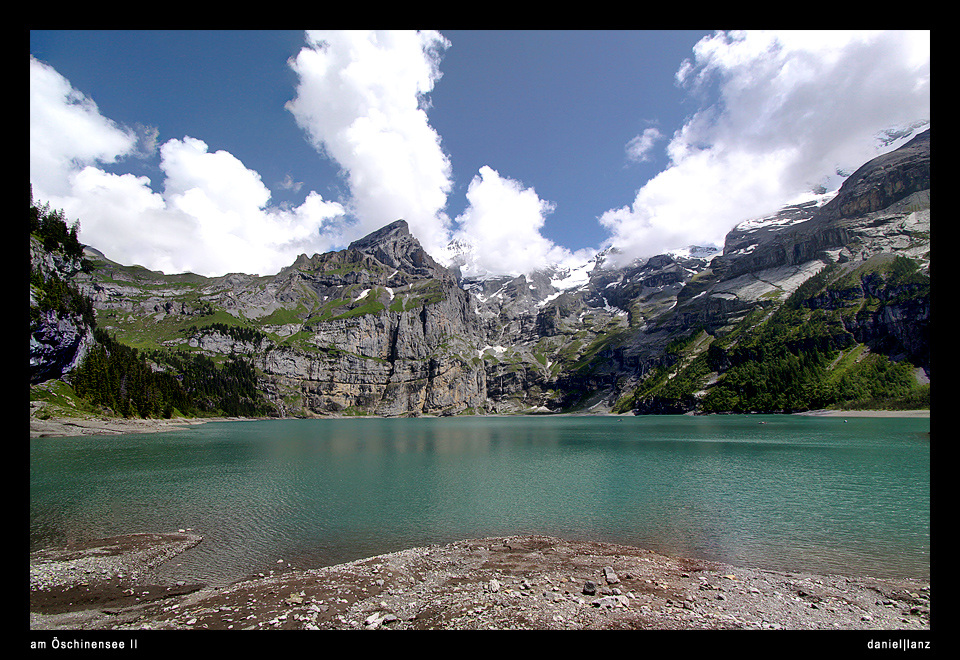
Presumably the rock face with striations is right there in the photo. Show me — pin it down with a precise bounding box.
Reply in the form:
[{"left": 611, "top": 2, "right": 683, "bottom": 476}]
[
  {"left": 712, "top": 130, "right": 930, "bottom": 280},
  {"left": 248, "top": 220, "right": 486, "bottom": 416}
]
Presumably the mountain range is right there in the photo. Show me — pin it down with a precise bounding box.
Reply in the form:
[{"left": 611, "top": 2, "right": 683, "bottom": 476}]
[{"left": 29, "top": 130, "right": 931, "bottom": 419}]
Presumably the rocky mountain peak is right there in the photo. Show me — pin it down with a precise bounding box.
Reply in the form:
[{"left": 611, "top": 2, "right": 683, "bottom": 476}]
[
  {"left": 348, "top": 219, "right": 412, "bottom": 251},
  {"left": 347, "top": 219, "right": 450, "bottom": 280}
]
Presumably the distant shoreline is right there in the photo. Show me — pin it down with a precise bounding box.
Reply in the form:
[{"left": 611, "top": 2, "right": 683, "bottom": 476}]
[
  {"left": 793, "top": 409, "right": 930, "bottom": 418},
  {"left": 29, "top": 408, "right": 929, "bottom": 438},
  {"left": 28, "top": 415, "right": 254, "bottom": 439}
]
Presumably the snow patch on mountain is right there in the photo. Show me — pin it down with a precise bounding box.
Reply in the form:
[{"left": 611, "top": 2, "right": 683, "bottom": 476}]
[
  {"left": 734, "top": 190, "right": 838, "bottom": 233},
  {"left": 668, "top": 245, "right": 721, "bottom": 261}
]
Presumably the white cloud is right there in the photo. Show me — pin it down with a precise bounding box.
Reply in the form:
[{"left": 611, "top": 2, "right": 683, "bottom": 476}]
[
  {"left": 30, "top": 57, "right": 139, "bottom": 198},
  {"left": 625, "top": 127, "right": 663, "bottom": 163},
  {"left": 162, "top": 137, "right": 272, "bottom": 214},
  {"left": 285, "top": 30, "right": 455, "bottom": 257},
  {"left": 451, "top": 166, "right": 591, "bottom": 278},
  {"left": 36, "top": 31, "right": 927, "bottom": 283},
  {"left": 600, "top": 30, "right": 930, "bottom": 265},
  {"left": 30, "top": 59, "right": 346, "bottom": 277}
]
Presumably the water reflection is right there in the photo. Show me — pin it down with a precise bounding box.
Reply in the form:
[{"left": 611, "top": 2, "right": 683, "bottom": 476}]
[{"left": 31, "top": 415, "right": 929, "bottom": 585}]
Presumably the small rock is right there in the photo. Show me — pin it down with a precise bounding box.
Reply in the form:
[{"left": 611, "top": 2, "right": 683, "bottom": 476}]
[
  {"left": 603, "top": 566, "right": 620, "bottom": 584},
  {"left": 582, "top": 581, "right": 597, "bottom": 596},
  {"left": 592, "top": 595, "right": 629, "bottom": 609},
  {"left": 489, "top": 579, "right": 501, "bottom": 593}
]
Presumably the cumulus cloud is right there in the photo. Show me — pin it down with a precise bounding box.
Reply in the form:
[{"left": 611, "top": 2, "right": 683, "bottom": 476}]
[
  {"left": 30, "top": 57, "right": 346, "bottom": 277},
  {"left": 284, "top": 30, "right": 588, "bottom": 278},
  {"left": 451, "top": 166, "right": 592, "bottom": 278},
  {"left": 36, "top": 31, "right": 926, "bottom": 282},
  {"left": 286, "top": 30, "right": 455, "bottom": 257},
  {"left": 600, "top": 30, "right": 930, "bottom": 266},
  {"left": 156, "top": 137, "right": 347, "bottom": 274},
  {"left": 30, "top": 57, "right": 140, "bottom": 198}
]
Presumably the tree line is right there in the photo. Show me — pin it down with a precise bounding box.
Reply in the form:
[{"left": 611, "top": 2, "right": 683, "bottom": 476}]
[
  {"left": 71, "top": 329, "right": 272, "bottom": 419},
  {"left": 629, "top": 261, "right": 929, "bottom": 414},
  {"left": 699, "top": 274, "right": 927, "bottom": 413},
  {"left": 29, "top": 199, "right": 86, "bottom": 262},
  {"left": 30, "top": 268, "right": 97, "bottom": 328},
  {"left": 187, "top": 322, "right": 267, "bottom": 346}
]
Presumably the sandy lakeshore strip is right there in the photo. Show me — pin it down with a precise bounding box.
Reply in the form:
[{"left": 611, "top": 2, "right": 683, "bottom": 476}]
[
  {"left": 29, "top": 532, "right": 930, "bottom": 633},
  {"left": 795, "top": 409, "right": 930, "bottom": 418},
  {"left": 29, "top": 414, "right": 253, "bottom": 438},
  {"left": 29, "top": 409, "right": 930, "bottom": 438}
]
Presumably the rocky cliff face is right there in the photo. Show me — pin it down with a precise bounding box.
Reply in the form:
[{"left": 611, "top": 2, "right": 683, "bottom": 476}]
[
  {"left": 37, "top": 130, "right": 930, "bottom": 417},
  {"left": 712, "top": 130, "right": 930, "bottom": 280},
  {"left": 29, "top": 236, "right": 96, "bottom": 385},
  {"left": 29, "top": 308, "right": 95, "bottom": 385}
]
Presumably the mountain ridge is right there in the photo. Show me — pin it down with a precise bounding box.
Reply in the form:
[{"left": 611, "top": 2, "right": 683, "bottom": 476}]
[{"left": 29, "top": 130, "right": 931, "bottom": 419}]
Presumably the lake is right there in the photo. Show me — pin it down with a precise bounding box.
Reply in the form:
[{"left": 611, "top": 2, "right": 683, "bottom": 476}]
[{"left": 30, "top": 415, "right": 930, "bottom": 587}]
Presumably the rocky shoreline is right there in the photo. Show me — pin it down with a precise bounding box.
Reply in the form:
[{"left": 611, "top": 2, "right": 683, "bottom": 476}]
[{"left": 29, "top": 532, "right": 930, "bottom": 634}]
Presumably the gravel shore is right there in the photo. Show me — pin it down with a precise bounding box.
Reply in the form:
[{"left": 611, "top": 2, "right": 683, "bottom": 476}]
[{"left": 29, "top": 532, "right": 930, "bottom": 635}]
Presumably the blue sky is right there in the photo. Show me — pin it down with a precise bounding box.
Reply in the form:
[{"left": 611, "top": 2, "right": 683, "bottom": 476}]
[{"left": 30, "top": 30, "right": 930, "bottom": 277}]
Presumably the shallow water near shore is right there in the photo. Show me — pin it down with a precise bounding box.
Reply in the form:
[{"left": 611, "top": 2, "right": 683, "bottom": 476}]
[{"left": 30, "top": 415, "right": 929, "bottom": 587}]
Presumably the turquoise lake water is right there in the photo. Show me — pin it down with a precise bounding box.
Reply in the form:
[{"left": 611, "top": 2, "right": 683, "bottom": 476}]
[{"left": 29, "top": 415, "right": 930, "bottom": 587}]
